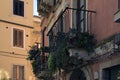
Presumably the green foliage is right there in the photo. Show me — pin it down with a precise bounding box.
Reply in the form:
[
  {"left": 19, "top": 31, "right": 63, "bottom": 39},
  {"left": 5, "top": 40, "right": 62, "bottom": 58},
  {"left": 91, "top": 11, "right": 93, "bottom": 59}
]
[
  {"left": 48, "top": 53, "right": 56, "bottom": 73},
  {"left": 68, "top": 29, "right": 96, "bottom": 52},
  {"left": 27, "top": 45, "right": 38, "bottom": 60},
  {"left": 47, "top": 30, "right": 96, "bottom": 73},
  {"left": 40, "top": 46, "right": 50, "bottom": 52},
  {"left": 55, "top": 32, "right": 69, "bottom": 70},
  {"left": 27, "top": 45, "right": 42, "bottom": 77},
  {"left": 48, "top": 32, "right": 69, "bottom": 73}
]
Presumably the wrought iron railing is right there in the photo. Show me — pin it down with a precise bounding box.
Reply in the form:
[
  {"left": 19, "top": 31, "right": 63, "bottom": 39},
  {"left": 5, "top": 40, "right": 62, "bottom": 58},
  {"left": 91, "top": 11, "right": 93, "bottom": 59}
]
[{"left": 48, "top": 7, "right": 96, "bottom": 49}]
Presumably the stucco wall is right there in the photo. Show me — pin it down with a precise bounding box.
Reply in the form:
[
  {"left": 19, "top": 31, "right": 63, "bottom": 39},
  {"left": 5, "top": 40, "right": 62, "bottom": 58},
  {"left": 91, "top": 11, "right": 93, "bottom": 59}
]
[
  {"left": 0, "top": 0, "right": 33, "bottom": 27},
  {"left": 88, "top": 0, "right": 120, "bottom": 42},
  {"left": 0, "top": 0, "right": 35, "bottom": 79}
]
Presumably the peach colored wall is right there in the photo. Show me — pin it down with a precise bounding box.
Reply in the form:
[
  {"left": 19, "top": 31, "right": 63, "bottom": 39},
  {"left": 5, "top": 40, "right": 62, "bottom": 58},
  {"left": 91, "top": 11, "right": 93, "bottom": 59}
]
[
  {"left": 0, "top": 0, "right": 33, "bottom": 27},
  {"left": 88, "top": 0, "right": 120, "bottom": 42},
  {"left": 0, "top": 22, "right": 35, "bottom": 80},
  {"left": 0, "top": 0, "right": 35, "bottom": 80},
  {"left": 31, "top": 16, "right": 41, "bottom": 46}
]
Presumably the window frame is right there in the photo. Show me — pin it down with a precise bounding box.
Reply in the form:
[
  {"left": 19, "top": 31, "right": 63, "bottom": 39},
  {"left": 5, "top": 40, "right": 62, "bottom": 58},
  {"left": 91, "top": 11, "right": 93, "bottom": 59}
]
[
  {"left": 13, "top": 65, "right": 25, "bottom": 80},
  {"left": 13, "top": 0, "right": 24, "bottom": 17},
  {"left": 12, "top": 28, "right": 24, "bottom": 48}
]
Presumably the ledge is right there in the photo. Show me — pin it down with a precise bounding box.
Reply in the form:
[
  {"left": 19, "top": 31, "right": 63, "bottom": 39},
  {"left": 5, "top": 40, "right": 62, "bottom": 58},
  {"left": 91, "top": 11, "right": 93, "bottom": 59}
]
[{"left": 114, "top": 10, "right": 120, "bottom": 23}]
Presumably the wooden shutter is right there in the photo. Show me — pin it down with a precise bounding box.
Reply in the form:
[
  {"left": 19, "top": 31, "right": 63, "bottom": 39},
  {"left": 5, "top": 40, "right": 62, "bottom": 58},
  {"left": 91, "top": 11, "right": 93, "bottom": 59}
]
[
  {"left": 19, "top": 30, "right": 24, "bottom": 48},
  {"left": 13, "top": 65, "right": 24, "bottom": 80},
  {"left": 19, "top": 66, "right": 24, "bottom": 80},
  {"left": 13, "top": 29, "right": 17, "bottom": 47},
  {"left": 13, "top": 65, "right": 17, "bottom": 80},
  {"left": 13, "top": 28, "right": 24, "bottom": 48}
]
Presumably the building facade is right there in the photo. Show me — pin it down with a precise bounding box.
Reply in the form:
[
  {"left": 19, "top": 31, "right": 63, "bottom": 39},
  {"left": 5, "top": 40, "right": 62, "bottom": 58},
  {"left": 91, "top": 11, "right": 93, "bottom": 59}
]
[
  {"left": 89, "top": 0, "right": 120, "bottom": 80},
  {"left": 0, "top": 0, "right": 40, "bottom": 80},
  {"left": 38, "top": 0, "right": 120, "bottom": 80}
]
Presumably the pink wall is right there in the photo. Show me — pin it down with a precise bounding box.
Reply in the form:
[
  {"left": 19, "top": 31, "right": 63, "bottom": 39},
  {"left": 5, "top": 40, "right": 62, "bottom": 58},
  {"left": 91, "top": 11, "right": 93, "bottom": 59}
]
[
  {"left": 88, "top": 0, "right": 120, "bottom": 42},
  {"left": 40, "top": 18, "right": 49, "bottom": 47}
]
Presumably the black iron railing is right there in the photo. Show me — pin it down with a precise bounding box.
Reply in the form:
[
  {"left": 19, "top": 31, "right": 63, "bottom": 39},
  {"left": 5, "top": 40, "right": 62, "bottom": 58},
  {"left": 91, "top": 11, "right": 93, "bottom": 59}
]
[{"left": 48, "top": 7, "right": 96, "bottom": 49}]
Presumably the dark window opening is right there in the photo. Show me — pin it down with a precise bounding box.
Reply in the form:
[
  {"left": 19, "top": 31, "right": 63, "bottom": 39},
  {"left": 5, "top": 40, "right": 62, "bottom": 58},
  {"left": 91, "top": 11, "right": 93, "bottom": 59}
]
[
  {"left": 118, "top": 0, "right": 120, "bottom": 9},
  {"left": 13, "top": 0, "right": 24, "bottom": 16},
  {"left": 76, "top": 0, "right": 86, "bottom": 32},
  {"left": 102, "top": 65, "right": 120, "bottom": 80}
]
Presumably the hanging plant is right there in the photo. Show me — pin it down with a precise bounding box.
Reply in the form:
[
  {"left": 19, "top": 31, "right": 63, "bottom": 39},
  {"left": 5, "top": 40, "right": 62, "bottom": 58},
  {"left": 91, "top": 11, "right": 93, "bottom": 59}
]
[
  {"left": 48, "top": 32, "right": 69, "bottom": 73},
  {"left": 28, "top": 45, "right": 43, "bottom": 78},
  {"left": 27, "top": 45, "right": 39, "bottom": 60},
  {"left": 47, "top": 30, "right": 96, "bottom": 73},
  {"left": 48, "top": 52, "right": 57, "bottom": 73}
]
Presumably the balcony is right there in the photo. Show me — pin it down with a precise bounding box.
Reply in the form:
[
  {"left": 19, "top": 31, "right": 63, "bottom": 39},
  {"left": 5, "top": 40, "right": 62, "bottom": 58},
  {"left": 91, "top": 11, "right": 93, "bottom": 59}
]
[
  {"left": 37, "top": 0, "right": 62, "bottom": 17},
  {"left": 114, "top": 10, "right": 120, "bottom": 22},
  {"left": 47, "top": 7, "right": 96, "bottom": 68},
  {"left": 45, "top": 7, "right": 96, "bottom": 74},
  {"left": 67, "top": 29, "right": 95, "bottom": 60}
]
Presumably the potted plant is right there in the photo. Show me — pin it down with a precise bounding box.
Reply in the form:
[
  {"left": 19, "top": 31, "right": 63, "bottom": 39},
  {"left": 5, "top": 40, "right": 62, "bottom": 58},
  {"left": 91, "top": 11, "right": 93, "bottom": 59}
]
[{"left": 67, "top": 29, "right": 96, "bottom": 60}]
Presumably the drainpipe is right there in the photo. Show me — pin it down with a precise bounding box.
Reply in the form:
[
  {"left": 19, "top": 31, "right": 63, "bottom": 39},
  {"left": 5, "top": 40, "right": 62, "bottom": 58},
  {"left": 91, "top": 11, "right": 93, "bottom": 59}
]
[
  {"left": 41, "top": 27, "right": 46, "bottom": 70},
  {"left": 42, "top": 27, "right": 46, "bottom": 47}
]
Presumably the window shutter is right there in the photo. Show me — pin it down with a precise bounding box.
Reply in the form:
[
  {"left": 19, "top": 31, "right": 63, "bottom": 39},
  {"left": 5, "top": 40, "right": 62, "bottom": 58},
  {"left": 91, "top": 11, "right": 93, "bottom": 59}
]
[
  {"left": 13, "top": 65, "right": 24, "bottom": 80},
  {"left": 13, "top": 65, "right": 17, "bottom": 80},
  {"left": 13, "top": 29, "right": 17, "bottom": 46},
  {"left": 19, "top": 30, "right": 24, "bottom": 48},
  {"left": 13, "top": 28, "right": 24, "bottom": 48},
  {"left": 22, "top": 66, "right": 24, "bottom": 80}
]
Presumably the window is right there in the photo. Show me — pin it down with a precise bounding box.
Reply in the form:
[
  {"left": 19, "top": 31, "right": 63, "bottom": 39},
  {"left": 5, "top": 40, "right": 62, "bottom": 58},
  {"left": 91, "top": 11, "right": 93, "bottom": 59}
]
[
  {"left": 56, "top": 12, "right": 63, "bottom": 32},
  {"left": 13, "top": 65, "right": 24, "bottom": 80},
  {"left": 118, "top": 0, "right": 120, "bottom": 9},
  {"left": 76, "top": 0, "right": 86, "bottom": 32},
  {"left": 37, "top": 0, "right": 41, "bottom": 10},
  {"left": 13, "top": 28, "right": 24, "bottom": 48},
  {"left": 56, "top": 17, "right": 63, "bottom": 32},
  {"left": 13, "top": 0, "right": 24, "bottom": 16}
]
